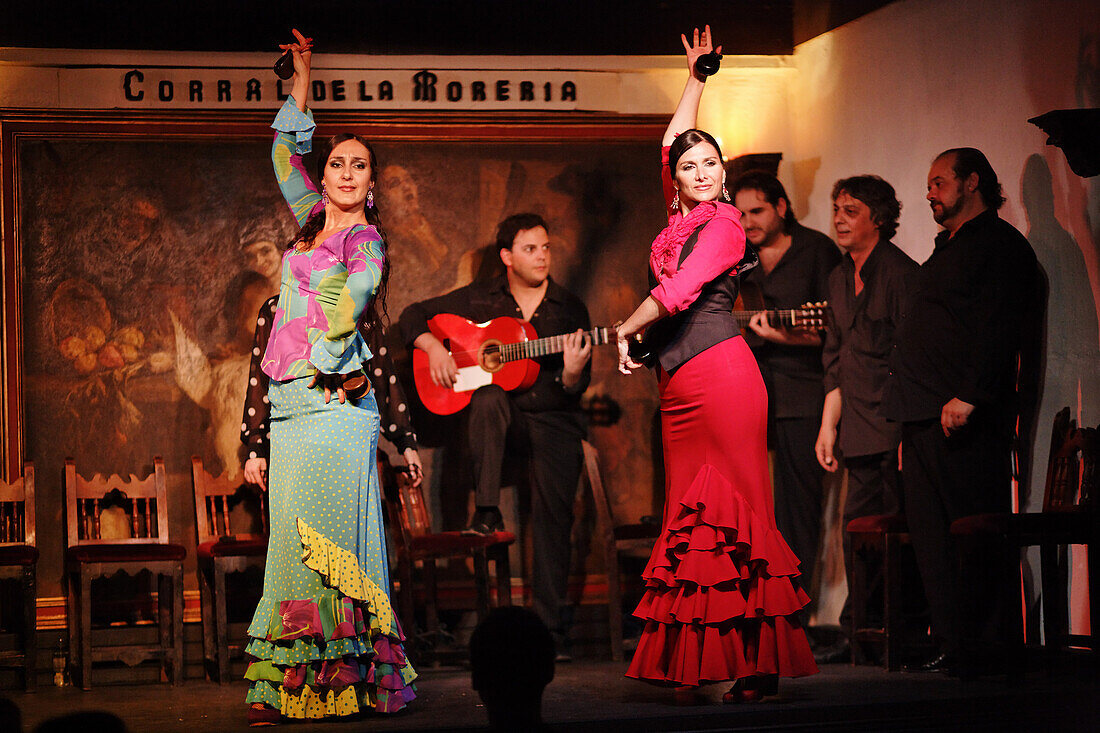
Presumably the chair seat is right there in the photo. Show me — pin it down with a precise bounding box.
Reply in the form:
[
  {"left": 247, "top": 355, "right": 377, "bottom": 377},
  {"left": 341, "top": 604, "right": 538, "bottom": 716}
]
[
  {"left": 197, "top": 537, "right": 268, "bottom": 560},
  {"left": 613, "top": 523, "right": 662, "bottom": 541},
  {"left": 0, "top": 544, "right": 38, "bottom": 566},
  {"left": 847, "top": 513, "right": 909, "bottom": 534},
  {"left": 951, "top": 509, "right": 1092, "bottom": 538},
  {"left": 67, "top": 543, "right": 187, "bottom": 564},
  {"left": 408, "top": 530, "right": 515, "bottom": 557}
]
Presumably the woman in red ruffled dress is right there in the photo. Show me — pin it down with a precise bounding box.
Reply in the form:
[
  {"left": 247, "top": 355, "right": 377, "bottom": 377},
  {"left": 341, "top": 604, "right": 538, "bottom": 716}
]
[{"left": 615, "top": 26, "right": 818, "bottom": 703}]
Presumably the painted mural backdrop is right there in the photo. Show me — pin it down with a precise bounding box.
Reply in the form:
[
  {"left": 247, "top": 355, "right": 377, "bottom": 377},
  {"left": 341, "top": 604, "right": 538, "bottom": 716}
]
[{"left": 18, "top": 135, "right": 666, "bottom": 595}]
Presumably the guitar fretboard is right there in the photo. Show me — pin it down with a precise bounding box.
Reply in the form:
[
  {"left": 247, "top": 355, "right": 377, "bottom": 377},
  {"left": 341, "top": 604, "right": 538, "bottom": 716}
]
[
  {"left": 487, "top": 327, "right": 613, "bottom": 363},
  {"left": 732, "top": 309, "right": 811, "bottom": 328}
]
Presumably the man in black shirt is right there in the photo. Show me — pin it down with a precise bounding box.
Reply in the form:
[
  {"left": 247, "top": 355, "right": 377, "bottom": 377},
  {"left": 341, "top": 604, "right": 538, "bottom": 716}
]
[
  {"left": 400, "top": 213, "right": 592, "bottom": 651},
  {"left": 815, "top": 176, "right": 918, "bottom": 662},
  {"left": 884, "top": 148, "right": 1039, "bottom": 671},
  {"left": 733, "top": 171, "right": 841, "bottom": 595}
]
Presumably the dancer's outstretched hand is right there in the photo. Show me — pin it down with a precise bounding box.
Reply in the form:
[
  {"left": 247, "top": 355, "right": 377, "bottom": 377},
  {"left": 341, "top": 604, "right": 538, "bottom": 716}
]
[{"left": 681, "top": 25, "right": 722, "bottom": 81}]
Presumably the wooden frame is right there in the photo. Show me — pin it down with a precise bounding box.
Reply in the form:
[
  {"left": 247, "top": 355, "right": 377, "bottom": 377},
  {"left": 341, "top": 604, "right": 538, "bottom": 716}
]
[{"left": 0, "top": 107, "right": 665, "bottom": 479}]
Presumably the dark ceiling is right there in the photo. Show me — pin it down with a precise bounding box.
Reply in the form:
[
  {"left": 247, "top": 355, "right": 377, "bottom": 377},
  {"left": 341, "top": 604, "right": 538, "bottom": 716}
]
[{"left": 2, "top": 1, "right": 898, "bottom": 57}]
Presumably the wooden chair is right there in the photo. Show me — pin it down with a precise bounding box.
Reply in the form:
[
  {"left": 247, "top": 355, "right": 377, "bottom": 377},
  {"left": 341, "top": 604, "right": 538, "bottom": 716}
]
[
  {"left": 64, "top": 457, "right": 185, "bottom": 689},
  {"left": 952, "top": 407, "right": 1098, "bottom": 656},
  {"left": 380, "top": 458, "right": 514, "bottom": 646},
  {"left": 0, "top": 463, "right": 37, "bottom": 690},
  {"left": 583, "top": 440, "right": 660, "bottom": 662},
  {"left": 844, "top": 513, "right": 917, "bottom": 670},
  {"left": 191, "top": 457, "right": 268, "bottom": 683}
]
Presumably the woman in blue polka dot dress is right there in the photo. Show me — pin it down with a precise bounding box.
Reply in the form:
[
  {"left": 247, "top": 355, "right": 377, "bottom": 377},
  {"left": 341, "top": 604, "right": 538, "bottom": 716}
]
[{"left": 243, "top": 29, "right": 416, "bottom": 726}]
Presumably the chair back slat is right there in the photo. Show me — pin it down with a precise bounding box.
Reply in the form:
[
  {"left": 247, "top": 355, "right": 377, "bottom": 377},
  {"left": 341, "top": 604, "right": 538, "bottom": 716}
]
[
  {"left": 218, "top": 495, "right": 231, "bottom": 538},
  {"left": 1078, "top": 426, "right": 1097, "bottom": 507},
  {"left": 65, "top": 457, "right": 169, "bottom": 546},
  {"left": 1044, "top": 408, "right": 1080, "bottom": 512},
  {"left": 398, "top": 478, "right": 432, "bottom": 538},
  {"left": 190, "top": 456, "right": 268, "bottom": 543},
  {"left": 0, "top": 463, "right": 35, "bottom": 545}
]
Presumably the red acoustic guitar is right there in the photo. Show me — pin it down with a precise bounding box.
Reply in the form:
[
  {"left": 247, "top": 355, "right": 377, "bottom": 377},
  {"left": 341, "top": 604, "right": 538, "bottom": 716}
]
[{"left": 412, "top": 314, "right": 613, "bottom": 415}]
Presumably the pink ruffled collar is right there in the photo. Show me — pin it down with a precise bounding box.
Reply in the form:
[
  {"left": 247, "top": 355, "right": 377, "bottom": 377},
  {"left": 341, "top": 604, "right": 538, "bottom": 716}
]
[{"left": 650, "top": 200, "right": 719, "bottom": 275}]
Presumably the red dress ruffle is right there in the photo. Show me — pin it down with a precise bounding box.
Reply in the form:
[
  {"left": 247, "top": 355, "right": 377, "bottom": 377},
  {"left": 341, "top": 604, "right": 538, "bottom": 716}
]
[{"left": 626, "top": 337, "right": 818, "bottom": 686}]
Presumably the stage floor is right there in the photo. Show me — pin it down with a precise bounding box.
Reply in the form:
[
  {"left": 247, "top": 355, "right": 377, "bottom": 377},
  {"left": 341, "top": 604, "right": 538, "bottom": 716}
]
[{"left": 6, "top": 655, "right": 1099, "bottom": 732}]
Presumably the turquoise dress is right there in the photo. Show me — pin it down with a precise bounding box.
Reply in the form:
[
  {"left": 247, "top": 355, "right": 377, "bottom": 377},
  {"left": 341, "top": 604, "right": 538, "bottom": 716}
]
[{"left": 243, "top": 98, "right": 416, "bottom": 718}]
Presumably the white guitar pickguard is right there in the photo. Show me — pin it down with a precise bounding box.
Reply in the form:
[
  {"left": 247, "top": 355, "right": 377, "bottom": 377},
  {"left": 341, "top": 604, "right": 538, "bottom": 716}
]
[{"left": 453, "top": 365, "right": 493, "bottom": 393}]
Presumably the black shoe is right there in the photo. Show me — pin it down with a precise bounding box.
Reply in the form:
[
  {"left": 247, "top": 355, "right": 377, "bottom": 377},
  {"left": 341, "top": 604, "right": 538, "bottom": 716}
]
[
  {"left": 461, "top": 508, "right": 504, "bottom": 536},
  {"left": 903, "top": 651, "right": 956, "bottom": 674},
  {"left": 813, "top": 638, "right": 851, "bottom": 665}
]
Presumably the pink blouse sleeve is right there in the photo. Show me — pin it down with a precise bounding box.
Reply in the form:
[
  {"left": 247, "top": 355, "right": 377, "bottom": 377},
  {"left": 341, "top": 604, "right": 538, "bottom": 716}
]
[
  {"left": 661, "top": 146, "right": 675, "bottom": 210},
  {"left": 650, "top": 217, "right": 746, "bottom": 314}
]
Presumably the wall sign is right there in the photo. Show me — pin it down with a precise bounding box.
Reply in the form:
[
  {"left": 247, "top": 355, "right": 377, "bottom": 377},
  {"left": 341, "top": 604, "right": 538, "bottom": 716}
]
[{"left": 54, "top": 68, "right": 617, "bottom": 111}]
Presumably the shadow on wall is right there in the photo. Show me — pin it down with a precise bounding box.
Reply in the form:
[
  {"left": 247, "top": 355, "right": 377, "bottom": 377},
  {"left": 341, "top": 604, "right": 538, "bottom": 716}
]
[{"left": 1021, "top": 152, "right": 1100, "bottom": 511}]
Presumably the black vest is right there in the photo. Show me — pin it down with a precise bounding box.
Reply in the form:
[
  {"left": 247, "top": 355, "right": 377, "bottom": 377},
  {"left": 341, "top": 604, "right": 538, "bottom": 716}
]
[{"left": 646, "top": 222, "right": 758, "bottom": 373}]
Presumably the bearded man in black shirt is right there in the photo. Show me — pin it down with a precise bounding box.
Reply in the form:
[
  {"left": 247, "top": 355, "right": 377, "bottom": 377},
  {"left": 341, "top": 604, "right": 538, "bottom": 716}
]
[{"left": 884, "top": 148, "right": 1039, "bottom": 672}]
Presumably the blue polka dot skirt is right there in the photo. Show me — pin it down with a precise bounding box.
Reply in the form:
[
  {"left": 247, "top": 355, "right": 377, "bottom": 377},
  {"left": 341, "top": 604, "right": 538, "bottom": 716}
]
[{"left": 244, "top": 377, "right": 416, "bottom": 718}]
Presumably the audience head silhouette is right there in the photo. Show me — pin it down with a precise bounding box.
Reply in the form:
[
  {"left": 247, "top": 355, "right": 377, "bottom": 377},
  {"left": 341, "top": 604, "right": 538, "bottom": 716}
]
[{"left": 469, "top": 606, "right": 555, "bottom": 730}]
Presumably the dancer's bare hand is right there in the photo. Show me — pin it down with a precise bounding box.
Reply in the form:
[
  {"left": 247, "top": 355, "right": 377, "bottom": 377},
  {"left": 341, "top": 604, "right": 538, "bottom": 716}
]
[{"left": 244, "top": 456, "right": 268, "bottom": 491}]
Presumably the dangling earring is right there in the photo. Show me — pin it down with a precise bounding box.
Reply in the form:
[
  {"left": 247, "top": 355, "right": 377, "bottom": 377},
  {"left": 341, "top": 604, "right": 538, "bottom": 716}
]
[
  {"left": 321, "top": 182, "right": 329, "bottom": 208},
  {"left": 722, "top": 183, "right": 730, "bottom": 202},
  {"left": 367, "top": 188, "right": 374, "bottom": 208},
  {"left": 671, "top": 191, "right": 680, "bottom": 211}
]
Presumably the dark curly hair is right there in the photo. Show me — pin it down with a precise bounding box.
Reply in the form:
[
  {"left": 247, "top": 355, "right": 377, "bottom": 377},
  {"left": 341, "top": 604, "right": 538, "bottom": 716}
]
[
  {"left": 831, "top": 175, "right": 902, "bottom": 241},
  {"left": 936, "top": 147, "right": 1006, "bottom": 210},
  {"left": 288, "top": 133, "right": 391, "bottom": 355}
]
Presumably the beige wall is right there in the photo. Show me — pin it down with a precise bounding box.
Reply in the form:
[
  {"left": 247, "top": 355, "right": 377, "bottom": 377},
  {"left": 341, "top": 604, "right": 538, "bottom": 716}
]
[{"left": 784, "top": 0, "right": 1099, "bottom": 633}]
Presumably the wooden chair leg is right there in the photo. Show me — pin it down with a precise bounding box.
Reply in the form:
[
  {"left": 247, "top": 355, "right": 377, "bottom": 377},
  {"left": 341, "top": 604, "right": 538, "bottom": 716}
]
[
  {"left": 23, "top": 565, "right": 37, "bottom": 691},
  {"left": 491, "top": 545, "right": 512, "bottom": 607},
  {"left": 80, "top": 569, "right": 92, "bottom": 690},
  {"left": 883, "top": 534, "right": 903, "bottom": 671},
  {"left": 214, "top": 562, "right": 230, "bottom": 684},
  {"left": 847, "top": 536, "right": 863, "bottom": 665},
  {"left": 172, "top": 564, "right": 184, "bottom": 686},
  {"left": 65, "top": 571, "right": 79, "bottom": 686},
  {"left": 849, "top": 535, "right": 869, "bottom": 666},
  {"left": 1088, "top": 539, "right": 1099, "bottom": 652},
  {"left": 473, "top": 549, "right": 491, "bottom": 621},
  {"left": 1039, "top": 540, "right": 1064, "bottom": 647},
  {"left": 605, "top": 542, "right": 623, "bottom": 663},
  {"left": 158, "top": 572, "right": 172, "bottom": 684},
  {"left": 197, "top": 562, "right": 216, "bottom": 681},
  {"left": 423, "top": 560, "right": 440, "bottom": 638},
  {"left": 397, "top": 556, "right": 416, "bottom": 641}
]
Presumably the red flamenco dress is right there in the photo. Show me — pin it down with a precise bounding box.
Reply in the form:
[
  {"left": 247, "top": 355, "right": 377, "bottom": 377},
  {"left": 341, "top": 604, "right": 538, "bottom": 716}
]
[{"left": 625, "top": 151, "right": 818, "bottom": 687}]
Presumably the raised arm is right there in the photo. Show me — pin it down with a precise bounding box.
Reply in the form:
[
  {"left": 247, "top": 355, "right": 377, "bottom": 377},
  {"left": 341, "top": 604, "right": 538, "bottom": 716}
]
[
  {"left": 271, "top": 29, "right": 322, "bottom": 227},
  {"left": 662, "top": 26, "right": 721, "bottom": 147}
]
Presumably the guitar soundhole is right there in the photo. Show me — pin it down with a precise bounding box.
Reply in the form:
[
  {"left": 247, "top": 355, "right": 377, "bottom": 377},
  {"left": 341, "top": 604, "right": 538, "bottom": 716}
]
[{"left": 479, "top": 340, "right": 504, "bottom": 372}]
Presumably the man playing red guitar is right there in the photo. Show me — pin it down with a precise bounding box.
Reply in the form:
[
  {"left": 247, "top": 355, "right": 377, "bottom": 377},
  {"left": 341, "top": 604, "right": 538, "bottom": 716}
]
[{"left": 399, "top": 213, "right": 592, "bottom": 657}]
